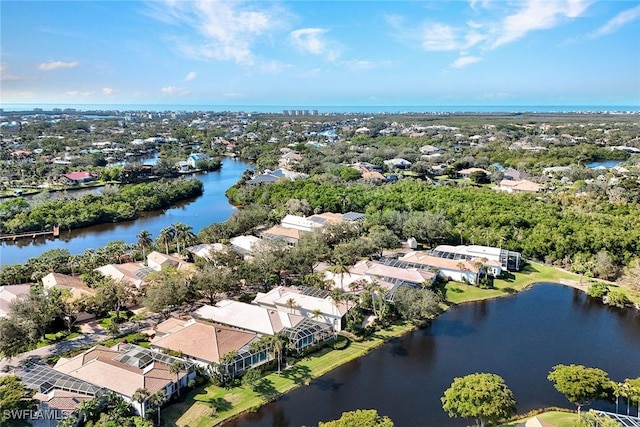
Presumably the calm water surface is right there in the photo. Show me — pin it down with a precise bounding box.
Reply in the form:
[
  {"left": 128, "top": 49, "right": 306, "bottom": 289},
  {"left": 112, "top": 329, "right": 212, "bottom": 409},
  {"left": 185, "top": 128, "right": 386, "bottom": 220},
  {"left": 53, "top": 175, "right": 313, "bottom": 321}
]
[
  {"left": 0, "top": 158, "right": 249, "bottom": 266},
  {"left": 227, "top": 284, "right": 640, "bottom": 427}
]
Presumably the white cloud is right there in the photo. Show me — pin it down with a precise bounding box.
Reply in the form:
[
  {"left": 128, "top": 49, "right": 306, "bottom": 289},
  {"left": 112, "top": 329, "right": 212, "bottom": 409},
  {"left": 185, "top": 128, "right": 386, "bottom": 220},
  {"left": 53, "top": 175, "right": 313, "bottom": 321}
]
[
  {"left": 38, "top": 61, "right": 79, "bottom": 71},
  {"left": 491, "top": 0, "right": 591, "bottom": 48},
  {"left": 184, "top": 71, "right": 197, "bottom": 81},
  {"left": 146, "top": 0, "right": 284, "bottom": 65},
  {"left": 102, "top": 87, "right": 115, "bottom": 95},
  {"left": 590, "top": 4, "right": 640, "bottom": 38},
  {"left": 450, "top": 56, "right": 483, "bottom": 68},
  {"left": 161, "top": 86, "right": 188, "bottom": 95},
  {"left": 65, "top": 90, "right": 93, "bottom": 97},
  {"left": 290, "top": 28, "right": 340, "bottom": 61},
  {"left": 0, "top": 63, "right": 22, "bottom": 81},
  {"left": 422, "top": 24, "right": 460, "bottom": 51}
]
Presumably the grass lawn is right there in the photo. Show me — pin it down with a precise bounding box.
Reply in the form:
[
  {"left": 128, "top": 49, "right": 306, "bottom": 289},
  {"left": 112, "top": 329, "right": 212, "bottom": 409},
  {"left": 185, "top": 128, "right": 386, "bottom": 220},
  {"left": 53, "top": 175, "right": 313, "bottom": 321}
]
[
  {"left": 161, "top": 261, "right": 638, "bottom": 427},
  {"left": 501, "top": 410, "right": 579, "bottom": 426},
  {"left": 445, "top": 261, "right": 581, "bottom": 305},
  {"left": 162, "top": 323, "right": 415, "bottom": 427}
]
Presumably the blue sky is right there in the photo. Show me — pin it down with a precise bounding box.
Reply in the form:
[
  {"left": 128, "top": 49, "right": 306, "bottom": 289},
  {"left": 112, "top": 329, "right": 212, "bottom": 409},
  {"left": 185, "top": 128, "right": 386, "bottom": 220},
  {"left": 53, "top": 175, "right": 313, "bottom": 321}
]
[{"left": 1, "top": 0, "right": 639, "bottom": 107}]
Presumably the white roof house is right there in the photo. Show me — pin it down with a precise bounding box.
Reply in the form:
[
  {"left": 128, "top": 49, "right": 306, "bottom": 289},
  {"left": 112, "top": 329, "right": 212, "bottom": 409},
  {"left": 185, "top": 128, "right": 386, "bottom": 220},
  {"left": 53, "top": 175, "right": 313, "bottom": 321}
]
[
  {"left": 253, "top": 286, "right": 349, "bottom": 331},
  {"left": 186, "top": 243, "right": 227, "bottom": 260},
  {"left": 280, "top": 214, "right": 324, "bottom": 232},
  {"left": 229, "top": 235, "right": 261, "bottom": 254},
  {"left": 194, "top": 300, "right": 304, "bottom": 336}
]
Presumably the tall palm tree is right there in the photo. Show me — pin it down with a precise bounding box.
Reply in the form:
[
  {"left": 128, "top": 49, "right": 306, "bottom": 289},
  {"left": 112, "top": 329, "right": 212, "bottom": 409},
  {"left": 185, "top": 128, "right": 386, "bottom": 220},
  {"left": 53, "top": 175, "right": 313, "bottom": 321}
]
[
  {"left": 156, "top": 226, "right": 175, "bottom": 255},
  {"left": 269, "top": 333, "right": 287, "bottom": 374},
  {"left": 221, "top": 350, "right": 239, "bottom": 379},
  {"left": 173, "top": 222, "right": 197, "bottom": 254},
  {"left": 169, "top": 360, "right": 185, "bottom": 397},
  {"left": 132, "top": 387, "right": 150, "bottom": 419},
  {"left": 311, "top": 308, "right": 323, "bottom": 321},
  {"left": 149, "top": 390, "right": 168, "bottom": 426},
  {"left": 136, "top": 230, "right": 153, "bottom": 260}
]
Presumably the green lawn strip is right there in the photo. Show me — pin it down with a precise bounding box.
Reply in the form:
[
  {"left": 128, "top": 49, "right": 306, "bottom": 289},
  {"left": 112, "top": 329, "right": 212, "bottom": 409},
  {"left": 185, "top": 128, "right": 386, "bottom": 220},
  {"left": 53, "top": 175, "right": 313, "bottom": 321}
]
[
  {"left": 164, "top": 323, "right": 415, "bottom": 427},
  {"left": 501, "top": 410, "right": 578, "bottom": 427},
  {"left": 445, "top": 261, "right": 582, "bottom": 305}
]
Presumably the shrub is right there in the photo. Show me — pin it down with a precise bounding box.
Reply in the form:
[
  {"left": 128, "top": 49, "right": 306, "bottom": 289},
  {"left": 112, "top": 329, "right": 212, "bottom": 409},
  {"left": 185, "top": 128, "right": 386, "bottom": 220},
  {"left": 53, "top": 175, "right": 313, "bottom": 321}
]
[
  {"left": 587, "top": 282, "right": 609, "bottom": 299},
  {"left": 606, "top": 290, "right": 630, "bottom": 308}
]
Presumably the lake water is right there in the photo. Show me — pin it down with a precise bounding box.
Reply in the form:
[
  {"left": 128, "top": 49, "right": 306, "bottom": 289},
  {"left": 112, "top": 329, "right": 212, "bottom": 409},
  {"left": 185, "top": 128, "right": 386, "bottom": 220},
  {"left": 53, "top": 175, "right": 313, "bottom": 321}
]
[
  {"left": 0, "top": 158, "right": 249, "bottom": 266},
  {"left": 586, "top": 160, "right": 623, "bottom": 169},
  {"left": 226, "top": 283, "right": 640, "bottom": 427}
]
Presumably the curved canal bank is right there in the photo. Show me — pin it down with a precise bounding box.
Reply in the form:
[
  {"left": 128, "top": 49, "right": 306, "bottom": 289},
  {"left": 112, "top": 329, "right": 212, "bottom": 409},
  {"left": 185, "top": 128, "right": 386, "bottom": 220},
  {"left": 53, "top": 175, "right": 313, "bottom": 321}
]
[
  {"left": 165, "top": 265, "right": 640, "bottom": 427},
  {"left": 221, "top": 282, "right": 640, "bottom": 427},
  {"left": 0, "top": 158, "right": 249, "bottom": 266}
]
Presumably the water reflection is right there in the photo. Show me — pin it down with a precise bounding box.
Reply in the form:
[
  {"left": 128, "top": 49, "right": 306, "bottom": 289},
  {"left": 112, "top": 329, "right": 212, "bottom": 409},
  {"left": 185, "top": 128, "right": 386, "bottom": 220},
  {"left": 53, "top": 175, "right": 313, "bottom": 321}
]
[{"left": 227, "top": 284, "right": 640, "bottom": 427}]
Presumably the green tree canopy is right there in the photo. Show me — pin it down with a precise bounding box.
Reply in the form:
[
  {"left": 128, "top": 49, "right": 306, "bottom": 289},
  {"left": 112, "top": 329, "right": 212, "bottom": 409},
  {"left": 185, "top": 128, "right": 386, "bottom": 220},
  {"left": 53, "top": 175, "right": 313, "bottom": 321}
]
[
  {"left": 0, "top": 375, "right": 37, "bottom": 423},
  {"left": 547, "top": 364, "right": 611, "bottom": 416},
  {"left": 318, "top": 409, "right": 394, "bottom": 427},
  {"left": 441, "top": 372, "right": 516, "bottom": 427}
]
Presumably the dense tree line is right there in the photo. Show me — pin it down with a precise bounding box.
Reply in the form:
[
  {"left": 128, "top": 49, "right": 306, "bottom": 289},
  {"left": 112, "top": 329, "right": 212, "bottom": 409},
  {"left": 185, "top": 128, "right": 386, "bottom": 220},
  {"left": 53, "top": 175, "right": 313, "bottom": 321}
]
[
  {"left": 0, "top": 178, "right": 203, "bottom": 233},
  {"left": 226, "top": 178, "right": 640, "bottom": 270}
]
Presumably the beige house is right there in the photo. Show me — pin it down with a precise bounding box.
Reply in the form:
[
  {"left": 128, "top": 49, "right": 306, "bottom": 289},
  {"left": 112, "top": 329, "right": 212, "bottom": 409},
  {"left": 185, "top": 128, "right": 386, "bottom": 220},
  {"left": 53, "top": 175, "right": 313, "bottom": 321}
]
[
  {"left": 0, "top": 284, "right": 31, "bottom": 318},
  {"left": 146, "top": 251, "right": 191, "bottom": 271},
  {"left": 151, "top": 318, "right": 269, "bottom": 375},
  {"left": 42, "top": 272, "right": 96, "bottom": 322},
  {"left": 498, "top": 179, "right": 542, "bottom": 193},
  {"left": 54, "top": 344, "right": 194, "bottom": 416}
]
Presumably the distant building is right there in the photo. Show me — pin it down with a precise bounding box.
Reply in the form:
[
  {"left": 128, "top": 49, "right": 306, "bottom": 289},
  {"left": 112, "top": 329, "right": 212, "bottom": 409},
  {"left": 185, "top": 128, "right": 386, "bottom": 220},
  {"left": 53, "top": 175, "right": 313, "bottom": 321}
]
[{"left": 63, "top": 171, "right": 96, "bottom": 184}]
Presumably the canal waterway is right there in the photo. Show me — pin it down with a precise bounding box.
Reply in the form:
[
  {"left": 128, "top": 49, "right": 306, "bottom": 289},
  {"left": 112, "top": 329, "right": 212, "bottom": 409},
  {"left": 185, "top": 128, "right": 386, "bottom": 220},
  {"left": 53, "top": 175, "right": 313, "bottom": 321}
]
[
  {"left": 227, "top": 283, "right": 640, "bottom": 427},
  {"left": 0, "top": 158, "right": 249, "bottom": 266}
]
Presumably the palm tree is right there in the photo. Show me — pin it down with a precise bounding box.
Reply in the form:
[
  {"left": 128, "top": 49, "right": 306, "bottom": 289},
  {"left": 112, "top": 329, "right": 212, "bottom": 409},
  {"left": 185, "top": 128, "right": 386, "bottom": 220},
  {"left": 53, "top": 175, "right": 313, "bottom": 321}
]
[
  {"left": 285, "top": 297, "right": 297, "bottom": 314},
  {"left": 311, "top": 308, "right": 322, "bottom": 321},
  {"left": 149, "top": 390, "right": 168, "bottom": 426},
  {"left": 156, "top": 226, "right": 175, "bottom": 255},
  {"left": 169, "top": 360, "right": 185, "bottom": 398},
  {"left": 173, "top": 222, "right": 197, "bottom": 254},
  {"left": 269, "top": 333, "right": 287, "bottom": 374},
  {"left": 132, "top": 387, "right": 150, "bottom": 419},
  {"left": 329, "top": 261, "right": 351, "bottom": 291},
  {"left": 221, "top": 349, "right": 239, "bottom": 374},
  {"left": 136, "top": 230, "right": 153, "bottom": 260},
  {"left": 79, "top": 397, "right": 99, "bottom": 423}
]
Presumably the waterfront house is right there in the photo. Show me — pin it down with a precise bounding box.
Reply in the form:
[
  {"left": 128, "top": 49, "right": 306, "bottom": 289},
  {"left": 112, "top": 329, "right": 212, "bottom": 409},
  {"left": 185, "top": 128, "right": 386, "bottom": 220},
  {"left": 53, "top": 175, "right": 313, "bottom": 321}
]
[
  {"left": 151, "top": 318, "right": 269, "bottom": 376},
  {"left": 398, "top": 251, "right": 483, "bottom": 284},
  {"left": 186, "top": 153, "right": 209, "bottom": 169},
  {"left": 430, "top": 244, "right": 521, "bottom": 272},
  {"left": 63, "top": 171, "right": 96, "bottom": 185},
  {"left": 194, "top": 299, "right": 334, "bottom": 352}
]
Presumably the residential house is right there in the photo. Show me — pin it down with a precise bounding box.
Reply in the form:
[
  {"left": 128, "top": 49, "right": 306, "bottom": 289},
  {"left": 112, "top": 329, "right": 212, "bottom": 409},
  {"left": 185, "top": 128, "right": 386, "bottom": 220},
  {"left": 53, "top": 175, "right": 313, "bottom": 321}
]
[
  {"left": 430, "top": 244, "right": 520, "bottom": 272},
  {"left": 280, "top": 214, "right": 324, "bottom": 232},
  {"left": 63, "top": 171, "right": 96, "bottom": 184},
  {"left": 503, "top": 168, "right": 527, "bottom": 181},
  {"left": 42, "top": 272, "right": 96, "bottom": 322},
  {"left": 54, "top": 344, "right": 194, "bottom": 416},
  {"left": 186, "top": 153, "right": 209, "bottom": 169},
  {"left": 151, "top": 318, "right": 269, "bottom": 376},
  {"left": 0, "top": 284, "right": 31, "bottom": 317},
  {"left": 398, "top": 251, "right": 483, "bottom": 284},
  {"left": 95, "top": 263, "right": 152, "bottom": 289},
  {"left": 186, "top": 243, "right": 226, "bottom": 261},
  {"left": 146, "top": 251, "right": 190, "bottom": 271},
  {"left": 498, "top": 179, "right": 542, "bottom": 194},
  {"left": 18, "top": 362, "right": 104, "bottom": 422},
  {"left": 229, "top": 235, "right": 262, "bottom": 256},
  {"left": 249, "top": 168, "right": 308, "bottom": 184},
  {"left": 194, "top": 299, "right": 333, "bottom": 352},
  {"left": 458, "top": 168, "right": 491, "bottom": 179},
  {"left": 419, "top": 145, "right": 440, "bottom": 155},
  {"left": 261, "top": 225, "right": 305, "bottom": 246},
  {"left": 384, "top": 158, "right": 412, "bottom": 170},
  {"left": 253, "top": 286, "right": 349, "bottom": 332}
]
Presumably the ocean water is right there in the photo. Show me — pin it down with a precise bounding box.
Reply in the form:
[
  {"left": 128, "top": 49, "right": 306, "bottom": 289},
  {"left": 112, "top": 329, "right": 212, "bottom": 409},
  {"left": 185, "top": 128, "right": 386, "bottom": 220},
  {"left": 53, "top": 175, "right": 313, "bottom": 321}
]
[{"left": 1, "top": 103, "right": 639, "bottom": 114}]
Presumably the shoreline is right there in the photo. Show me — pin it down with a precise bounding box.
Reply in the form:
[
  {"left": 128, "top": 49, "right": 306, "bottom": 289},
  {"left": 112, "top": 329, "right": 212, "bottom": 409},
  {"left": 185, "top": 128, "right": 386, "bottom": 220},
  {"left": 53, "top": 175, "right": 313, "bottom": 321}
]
[{"left": 169, "top": 262, "right": 622, "bottom": 426}]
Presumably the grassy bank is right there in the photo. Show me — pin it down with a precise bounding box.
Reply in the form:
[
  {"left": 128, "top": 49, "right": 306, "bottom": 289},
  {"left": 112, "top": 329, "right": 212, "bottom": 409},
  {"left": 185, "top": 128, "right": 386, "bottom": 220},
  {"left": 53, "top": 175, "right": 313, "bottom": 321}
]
[
  {"left": 162, "top": 322, "right": 415, "bottom": 427},
  {"left": 501, "top": 410, "right": 579, "bottom": 427},
  {"left": 161, "top": 262, "right": 635, "bottom": 427}
]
